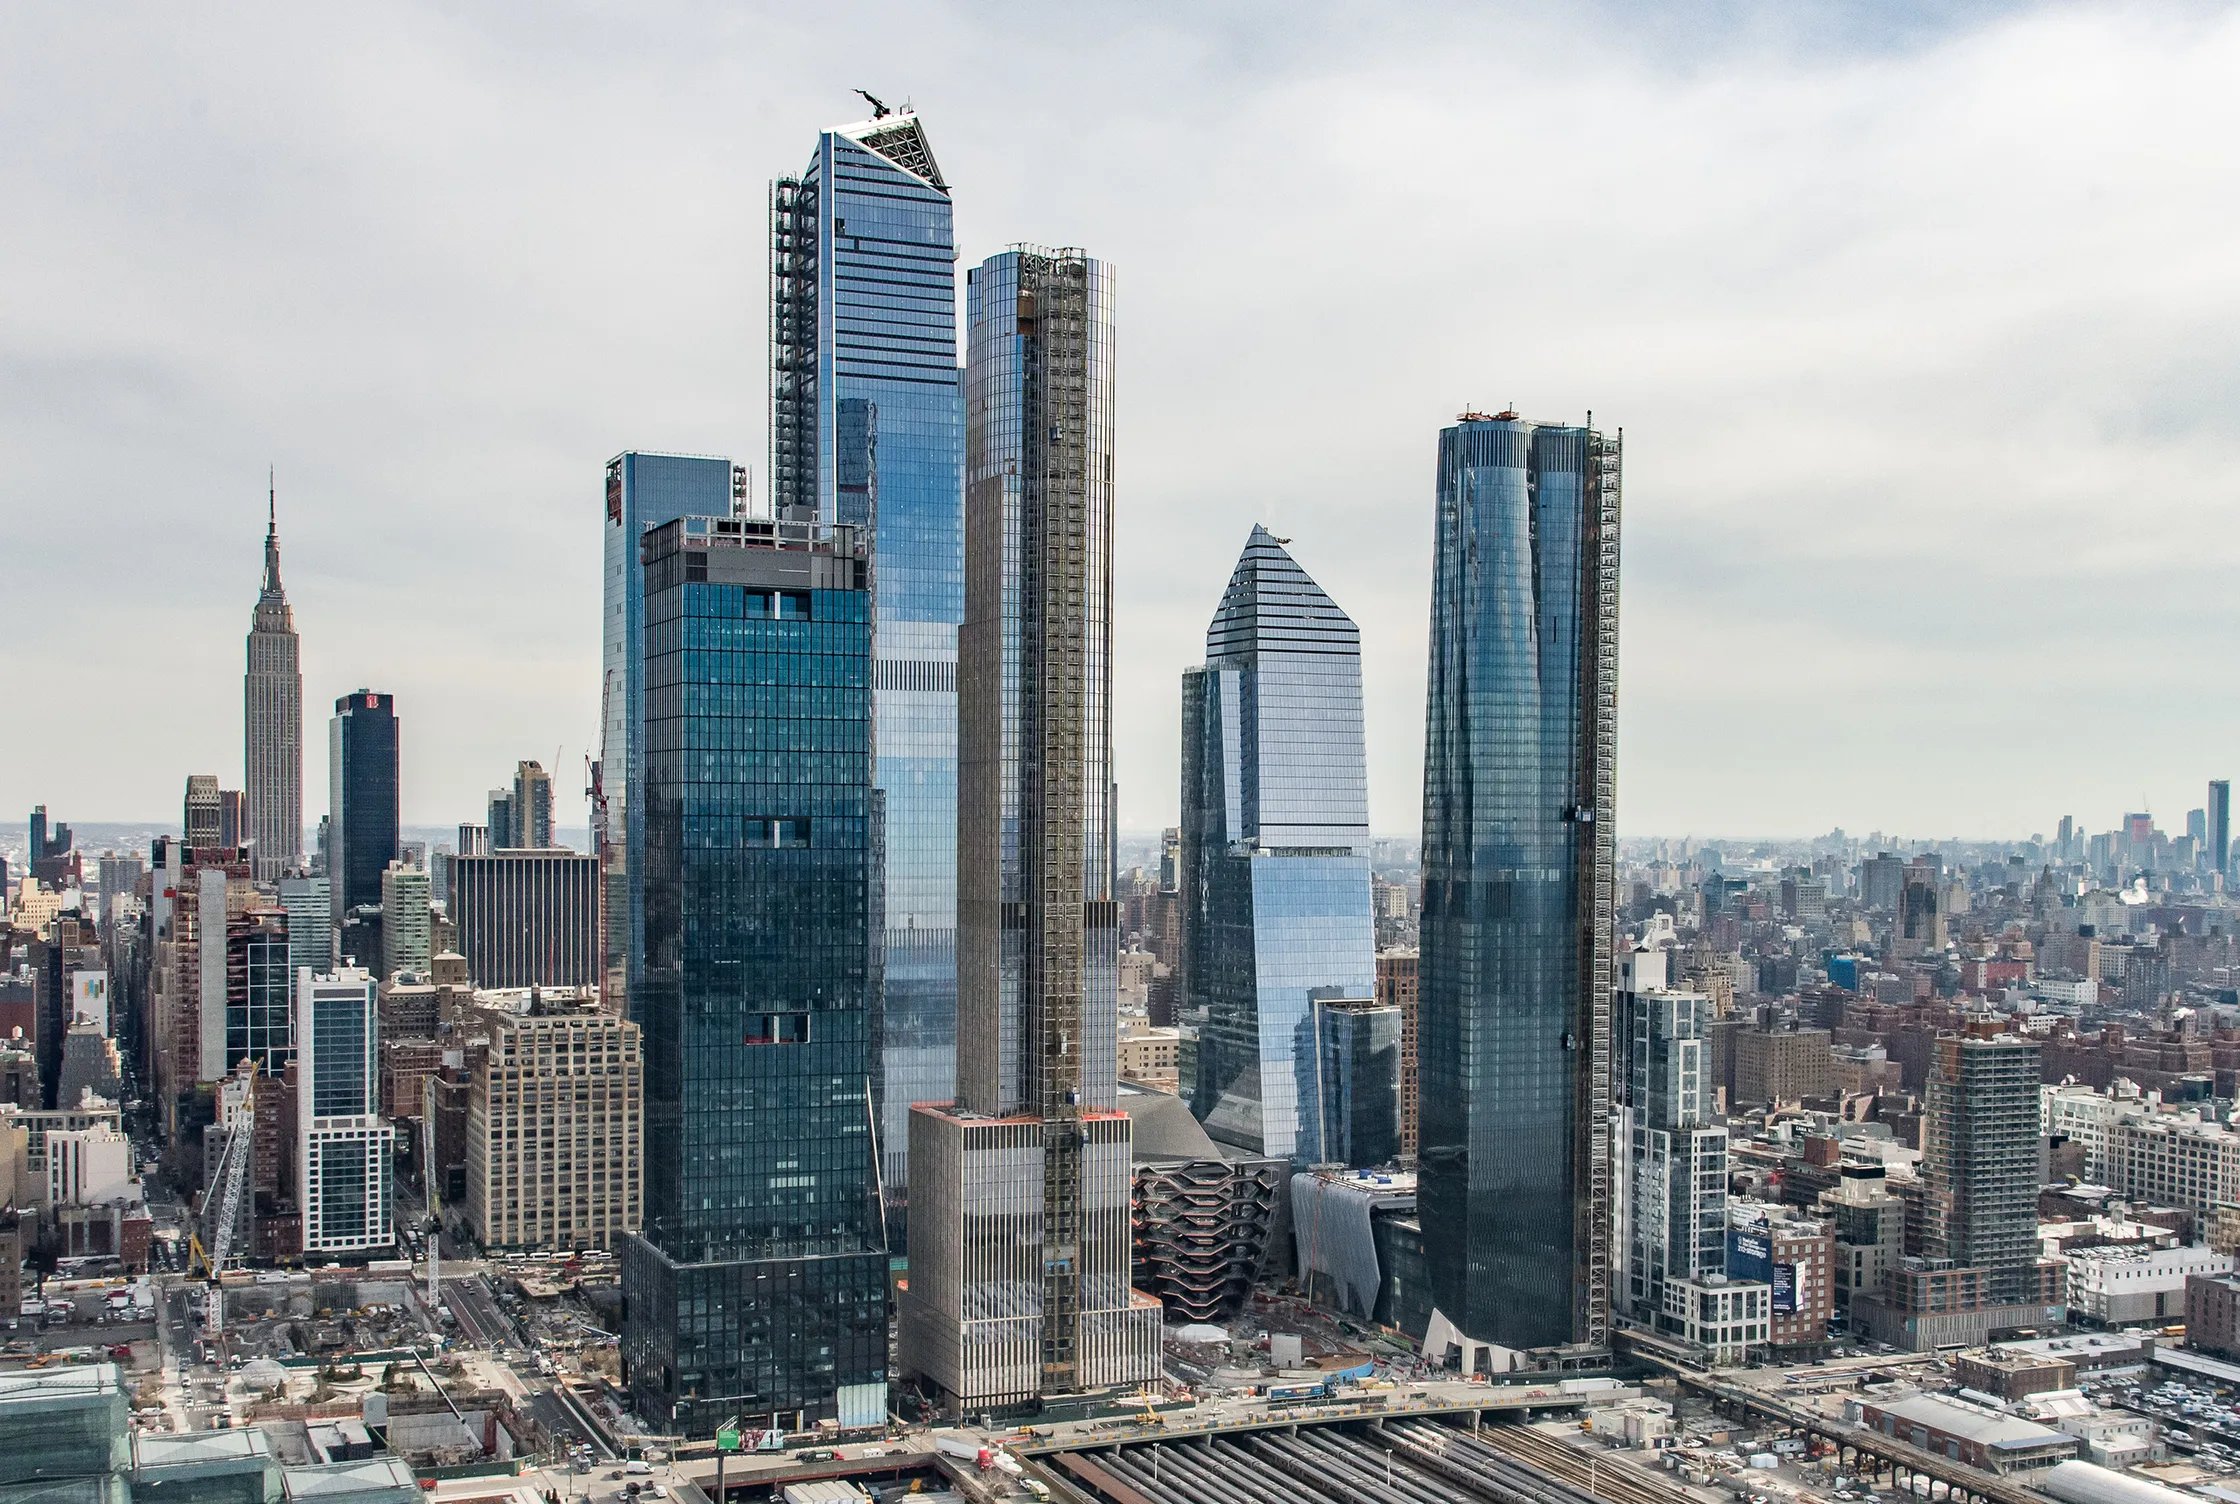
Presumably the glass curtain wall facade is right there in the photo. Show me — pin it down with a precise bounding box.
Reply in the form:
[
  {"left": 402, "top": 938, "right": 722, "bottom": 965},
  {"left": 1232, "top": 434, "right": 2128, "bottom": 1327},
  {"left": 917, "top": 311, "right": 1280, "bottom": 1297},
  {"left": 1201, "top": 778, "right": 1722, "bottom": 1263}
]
[
  {"left": 773, "top": 111, "right": 963, "bottom": 1215},
  {"left": 1304, "top": 999, "right": 1404, "bottom": 1169},
  {"left": 618, "top": 515, "right": 887, "bottom": 1436},
  {"left": 224, "top": 914, "right": 294, "bottom": 1076},
  {"left": 599, "top": 452, "right": 738, "bottom": 1017},
  {"left": 297, "top": 968, "right": 394, "bottom": 1255},
  {"left": 327, "top": 693, "right": 399, "bottom": 933},
  {"left": 2210, "top": 780, "right": 2231, "bottom": 881},
  {"left": 900, "top": 248, "right": 1158, "bottom": 1408},
  {"left": 1184, "top": 526, "right": 1377, "bottom": 1163},
  {"left": 1419, "top": 413, "right": 1621, "bottom": 1361}
]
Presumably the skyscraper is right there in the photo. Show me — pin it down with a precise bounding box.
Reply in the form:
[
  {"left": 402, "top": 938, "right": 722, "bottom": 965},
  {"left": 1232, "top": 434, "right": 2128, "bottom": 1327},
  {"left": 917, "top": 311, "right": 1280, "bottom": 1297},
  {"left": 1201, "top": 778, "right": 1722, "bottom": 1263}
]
[
  {"left": 183, "top": 775, "right": 223, "bottom": 849},
  {"left": 773, "top": 106, "right": 964, "bottom": 1206},
  {"left": 618, "top": 514, "right": 887, "bottom": 1436},
  {"left": 1419, "top": 411, "right": 1621, "bottom": 1368},
  {"left": 598, "top": 452, "right": 739, "bottom": 1016},
  {"left": 511, "top": 761, "right": 554, "bottom": 848},
  {"left": 217, "top": 790, "right": 248, "bottom": 850},
  {"left": 2210, "top": 780, "right": 2231, "bottom": 881},
  {"left": 1857, "top": 1030, "right": 2063, "bottom": 1348},
  {"left": 1184, "top": 526, "right": 1377, "bottom": 1162},
  {"left": 245, "top": 485, "right": 303, "bottom": 880},
  {"left": 900, "top": 247, "right": 1158, "bottom": 1409},
  {"left": 222, "top": 910, "right": 293, "bottom": 1076},
  {"left": 278, "top": 874, "right": 333, "bottom": 993},
  {"left": 1616, "top": 946, "right": 1727, "bottom": 1330},
  {"left": 380, "top": 861, "right": 432, "bottom": 979},
  {"left": 1921, "top": 1033, "right": 2041, "bottom": 1288},
  {"left": 486, "top": 790, "right": 515, "bottom": 851},
  {"left": 327, "top": 692, "right": 400, "bottom": 933},
  {"left": 297, "top": 967, "right": 394, "bottom": 1254},
  {"left": 449, "top": 850, "right": 599, "bottom": 989}
]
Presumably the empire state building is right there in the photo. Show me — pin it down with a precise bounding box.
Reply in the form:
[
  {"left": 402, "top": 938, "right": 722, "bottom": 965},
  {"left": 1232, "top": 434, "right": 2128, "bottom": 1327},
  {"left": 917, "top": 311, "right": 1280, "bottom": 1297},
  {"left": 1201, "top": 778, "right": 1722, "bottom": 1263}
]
[{"left": 245, "top": 481, "right": 302, "bottom": 879}]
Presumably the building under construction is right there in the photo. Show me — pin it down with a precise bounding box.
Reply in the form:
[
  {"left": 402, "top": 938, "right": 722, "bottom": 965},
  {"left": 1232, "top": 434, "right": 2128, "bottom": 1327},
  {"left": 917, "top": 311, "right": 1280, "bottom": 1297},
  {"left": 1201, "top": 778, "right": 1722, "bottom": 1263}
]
[{"left": 900, "top": 247, "right": 1160, "bottom": 1410}]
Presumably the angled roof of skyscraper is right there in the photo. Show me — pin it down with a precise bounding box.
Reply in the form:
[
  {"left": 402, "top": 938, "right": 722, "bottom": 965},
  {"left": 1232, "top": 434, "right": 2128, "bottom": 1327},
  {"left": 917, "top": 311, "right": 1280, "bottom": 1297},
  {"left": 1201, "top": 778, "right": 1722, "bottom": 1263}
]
[
  {"left": 1206, "top": 523, "right": 1359, "bottom": 662},
  {"left": 833, "top": 108, "right": 945, "bottom": 189}
]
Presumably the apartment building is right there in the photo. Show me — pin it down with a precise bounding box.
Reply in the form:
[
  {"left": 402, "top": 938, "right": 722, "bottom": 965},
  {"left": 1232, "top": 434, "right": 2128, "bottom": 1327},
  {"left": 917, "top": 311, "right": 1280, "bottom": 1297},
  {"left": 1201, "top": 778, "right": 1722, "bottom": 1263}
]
[{"left": 464, "top": 992, "right": 641, "bottom": 1252}]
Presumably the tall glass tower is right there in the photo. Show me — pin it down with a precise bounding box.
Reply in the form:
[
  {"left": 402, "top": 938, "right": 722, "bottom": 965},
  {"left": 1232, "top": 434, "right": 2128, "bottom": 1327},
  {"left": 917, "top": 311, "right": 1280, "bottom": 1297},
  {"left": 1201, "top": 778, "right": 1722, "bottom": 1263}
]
[
  {"left": 327, "top": 691, "right": 400, "bottom": 934},
  {"left": 900, "top": 247, "right": 1157, "bottom": 1409},
  {"left": 598, "top": 452, "right": 739, "bottom": 1016},
  {"left": 2209, "top": 779, "right": 2230, "bottom": 882},
  {"left": 1183, "top": 526, "right": 1377, "bottom": 1162},
  {"left": 244, "top": 480, "right": 302, "bottom": 880},
  {"left": 619, "top": 514, "right": 888, "bottom": 1435},
  {"left": 1419, "top": 411, "right": 1621, "bottom": 1366},
  {"left": 772, "top": 107, "right": 963, "bottom": 1211}
]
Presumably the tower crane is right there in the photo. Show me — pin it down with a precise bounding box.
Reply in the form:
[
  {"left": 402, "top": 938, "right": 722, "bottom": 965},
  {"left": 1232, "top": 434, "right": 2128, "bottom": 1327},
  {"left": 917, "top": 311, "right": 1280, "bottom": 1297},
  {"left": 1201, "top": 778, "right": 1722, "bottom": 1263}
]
[{"left": 188, "top": 1062, "right": 258, "bottom": 1335}]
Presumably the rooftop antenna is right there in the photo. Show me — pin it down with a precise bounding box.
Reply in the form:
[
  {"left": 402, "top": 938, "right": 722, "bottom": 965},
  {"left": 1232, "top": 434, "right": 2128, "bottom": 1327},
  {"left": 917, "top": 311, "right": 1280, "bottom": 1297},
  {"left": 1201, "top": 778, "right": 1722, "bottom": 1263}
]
[{"left": 855, "top": 89, "right": 890, "bottom": 119}]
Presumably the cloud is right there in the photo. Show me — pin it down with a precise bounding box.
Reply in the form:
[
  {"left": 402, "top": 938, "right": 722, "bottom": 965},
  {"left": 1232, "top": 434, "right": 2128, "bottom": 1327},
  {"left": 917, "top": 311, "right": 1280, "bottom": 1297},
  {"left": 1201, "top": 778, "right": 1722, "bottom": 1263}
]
[{"left": 4, "top": 0, "right": 2237, "bottom": 839}]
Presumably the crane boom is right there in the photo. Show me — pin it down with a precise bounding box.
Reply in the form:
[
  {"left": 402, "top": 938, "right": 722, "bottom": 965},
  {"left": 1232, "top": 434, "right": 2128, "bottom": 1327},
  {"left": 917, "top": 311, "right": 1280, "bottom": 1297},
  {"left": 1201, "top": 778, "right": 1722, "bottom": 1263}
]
[{"left": 200, "top": 1063, "right": 259, "bottom": 1331}]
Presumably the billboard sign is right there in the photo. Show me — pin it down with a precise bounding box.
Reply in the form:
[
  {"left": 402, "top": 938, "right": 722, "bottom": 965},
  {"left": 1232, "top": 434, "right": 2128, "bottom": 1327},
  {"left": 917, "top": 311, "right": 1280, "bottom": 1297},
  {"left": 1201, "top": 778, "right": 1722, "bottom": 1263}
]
[{"left": 1728, "top": 1226, "right": 1773, "bottom": 1284}]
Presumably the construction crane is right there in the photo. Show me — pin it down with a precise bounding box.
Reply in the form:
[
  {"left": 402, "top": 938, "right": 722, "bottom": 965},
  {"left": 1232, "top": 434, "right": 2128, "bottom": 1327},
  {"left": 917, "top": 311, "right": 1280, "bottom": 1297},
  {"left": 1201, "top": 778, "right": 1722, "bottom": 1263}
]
[{"left": 193, "top": 1062, "right": 259, "bottom": 1334}]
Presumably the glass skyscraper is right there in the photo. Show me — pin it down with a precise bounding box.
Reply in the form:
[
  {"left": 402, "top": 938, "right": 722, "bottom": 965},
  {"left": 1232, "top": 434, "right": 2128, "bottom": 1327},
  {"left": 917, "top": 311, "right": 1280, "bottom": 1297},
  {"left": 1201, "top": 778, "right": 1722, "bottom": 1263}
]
[
  {"left": 1183, "top": 526, "right": 1378, "bottom": 1163},
  {"left": 772, "top": 108, "right": 963, "bottom": 1210},
  {"left": 1419, "top": 412, "right": 1621, "bottom": 1365},
  {"left": 327, "top": 691, "right": 399, "bottom": 933},
  {"left": 298, "top": 967, "right": 394, "bottom": 1255},
  {"left": 598, "top": 452, "right": 739, "bottom": 1015},
  {"left": 900, "top": 247, "right": 1157, "bottom": 1409},
  {"left": 2209, "top": 779, "right": 2230, "bottom": 881},
  {"left": 618, "top": 514, "right": 887, "bottom": 1436}
]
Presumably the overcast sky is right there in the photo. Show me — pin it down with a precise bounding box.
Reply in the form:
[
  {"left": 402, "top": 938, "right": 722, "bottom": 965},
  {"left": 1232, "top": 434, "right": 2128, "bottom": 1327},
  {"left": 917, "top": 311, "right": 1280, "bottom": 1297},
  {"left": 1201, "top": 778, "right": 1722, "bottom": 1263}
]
[{"left": 7, "top": 0, "right": 2239, "bottom": 840}]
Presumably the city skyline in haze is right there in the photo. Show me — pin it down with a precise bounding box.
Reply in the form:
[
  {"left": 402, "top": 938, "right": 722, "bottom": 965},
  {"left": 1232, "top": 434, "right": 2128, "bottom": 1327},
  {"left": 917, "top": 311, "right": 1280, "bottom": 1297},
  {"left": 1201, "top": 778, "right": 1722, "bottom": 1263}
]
[{"left": 8, "top": 2, "right": 2240, "bottom": 838}]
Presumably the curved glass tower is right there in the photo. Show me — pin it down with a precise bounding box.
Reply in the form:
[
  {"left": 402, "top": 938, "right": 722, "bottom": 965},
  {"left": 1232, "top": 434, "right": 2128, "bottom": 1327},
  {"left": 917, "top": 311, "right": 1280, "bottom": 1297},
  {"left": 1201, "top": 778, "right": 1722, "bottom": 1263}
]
[
  {"left": 1184, "top": 526, "right": 1377, "bottom": 1162},
  {"left": 1419, "top": 412, "right": 1620, "bottom": 1364}
]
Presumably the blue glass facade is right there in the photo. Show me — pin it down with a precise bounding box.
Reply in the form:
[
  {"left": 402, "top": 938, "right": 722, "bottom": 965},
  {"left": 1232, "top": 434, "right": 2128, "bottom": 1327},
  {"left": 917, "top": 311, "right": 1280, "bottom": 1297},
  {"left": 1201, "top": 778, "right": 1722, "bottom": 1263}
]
[
  {"left": 773, "top": 113, "right": 963, "bottom": 1211},
  {"left": 1419, "top": 415, "right": 1621, "bottom": 1358},
  {"left": 619, "top": 515, "right": 887, "bottom": 1435},
  {"left": 1301, "top": 1000, "right": 1404, "bottom": 1169},
  {"left": 1184, "top": 528, "right": 1378, "bottom": 1163},
  {"left": 600, "top": 452, "right": 737, "bottom": 1015}
]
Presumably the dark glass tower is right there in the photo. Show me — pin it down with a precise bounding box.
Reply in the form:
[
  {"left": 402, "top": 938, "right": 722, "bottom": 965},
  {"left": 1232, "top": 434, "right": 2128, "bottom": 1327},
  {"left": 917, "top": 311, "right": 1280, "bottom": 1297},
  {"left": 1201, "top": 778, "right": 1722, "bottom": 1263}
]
[
  {"left": 1419, "top": 412, "right": 1621, "bottom": 1364},
  {"left": 773, "top": 107, "right": 963, "bottom": 1212},
  {"left": 224, "top": 911, "right": 294, "bottom": 1075},
  {"left": 1184, "top": 526, "right": 1377, "bottom": 1163},
  {"left": 2209, "top": 779, "right": 2230, "bottom": 881},
  {"left": 619, "top": 514, "right": 887, "bottom": 1436},
  {"left": 327, "top": 692, "right": 400, "bottom": 933}
]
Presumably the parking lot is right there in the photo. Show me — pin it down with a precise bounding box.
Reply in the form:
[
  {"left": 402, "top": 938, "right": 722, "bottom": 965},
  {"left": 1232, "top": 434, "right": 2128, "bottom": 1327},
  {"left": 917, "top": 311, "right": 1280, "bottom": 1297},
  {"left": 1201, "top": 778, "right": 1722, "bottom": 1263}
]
[{"left": 2095, "top": 1371, "right": 2240, "bottom": 1474}]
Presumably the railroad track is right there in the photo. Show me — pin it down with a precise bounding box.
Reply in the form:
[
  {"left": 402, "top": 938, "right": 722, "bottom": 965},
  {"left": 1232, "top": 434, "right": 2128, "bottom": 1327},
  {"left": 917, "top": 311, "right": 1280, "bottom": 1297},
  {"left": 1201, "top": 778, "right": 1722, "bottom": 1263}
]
[{"left": 1381, "top": 1418, "right": 1679, "bottom": 1504}]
